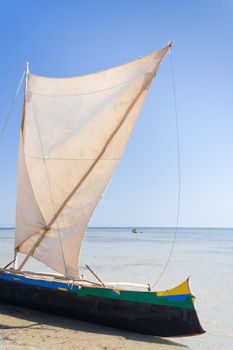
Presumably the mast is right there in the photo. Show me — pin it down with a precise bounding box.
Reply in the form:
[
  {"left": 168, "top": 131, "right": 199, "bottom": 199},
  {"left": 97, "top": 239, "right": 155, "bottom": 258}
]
[
  {"left": 13, "top": 62, "right": 30, "bottom": 270},
  {"left": 21, "top": 62, "right": 30, "bottom": 131}
]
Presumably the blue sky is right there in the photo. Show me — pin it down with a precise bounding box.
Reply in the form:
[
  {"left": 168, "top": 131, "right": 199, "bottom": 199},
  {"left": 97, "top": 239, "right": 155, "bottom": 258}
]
[{"left": 0, "top": 0, "right": 233, "bottom": 227}]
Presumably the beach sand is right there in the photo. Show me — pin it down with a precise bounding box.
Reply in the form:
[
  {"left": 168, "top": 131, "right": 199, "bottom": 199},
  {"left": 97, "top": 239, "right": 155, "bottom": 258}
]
[{"left": 0, "top": 303, "right": 187, "bottom": 350}]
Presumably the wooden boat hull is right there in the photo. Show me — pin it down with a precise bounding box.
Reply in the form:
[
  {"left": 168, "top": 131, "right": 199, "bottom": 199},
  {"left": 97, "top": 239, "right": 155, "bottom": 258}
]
[{"left": 0, "top": 272, "right": 204, "bottom": 337}]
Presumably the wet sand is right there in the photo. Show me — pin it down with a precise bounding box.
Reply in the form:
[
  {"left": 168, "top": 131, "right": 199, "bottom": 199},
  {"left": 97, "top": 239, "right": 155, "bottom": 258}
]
[{"left": 0, "top": 303, "right": 187, "bottom": 350}]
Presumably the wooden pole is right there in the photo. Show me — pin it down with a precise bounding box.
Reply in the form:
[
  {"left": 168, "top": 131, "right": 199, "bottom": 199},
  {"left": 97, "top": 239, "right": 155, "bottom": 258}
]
[{"left": 85, "top": 264, "right": 106, "bottom": 287}]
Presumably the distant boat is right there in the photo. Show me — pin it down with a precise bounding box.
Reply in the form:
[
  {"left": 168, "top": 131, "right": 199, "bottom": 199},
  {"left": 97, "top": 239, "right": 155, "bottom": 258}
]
[
  {"left": 132, "top": 228, "right": 138, "bottom": 234},
  {"left": 0, "top": 41, "right": 204, "bottom": 337}
]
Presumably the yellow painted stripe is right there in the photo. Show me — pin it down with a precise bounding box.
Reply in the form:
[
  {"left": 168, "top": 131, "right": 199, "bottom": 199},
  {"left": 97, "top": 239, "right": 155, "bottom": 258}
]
[
  {"left": 157, "top": 279, "right": 191, "bottom": 297},
  {"left": 113, "top": 289, "right": 121, "bottom": 295}
]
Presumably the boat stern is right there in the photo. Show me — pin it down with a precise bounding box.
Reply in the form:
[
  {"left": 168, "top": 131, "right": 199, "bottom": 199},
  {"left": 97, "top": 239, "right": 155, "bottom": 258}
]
[{"left": 154, "top": 278, "right": 205, "bottom": 336}]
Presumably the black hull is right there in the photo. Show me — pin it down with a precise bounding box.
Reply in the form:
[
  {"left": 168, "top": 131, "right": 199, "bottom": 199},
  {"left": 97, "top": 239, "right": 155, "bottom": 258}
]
[{"left": 0, "top": 279, "right": 204, "bottom": 337}]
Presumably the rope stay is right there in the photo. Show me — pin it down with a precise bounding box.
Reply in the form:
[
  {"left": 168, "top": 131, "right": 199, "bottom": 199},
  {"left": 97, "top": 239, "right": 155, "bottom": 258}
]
[
  {"left": 151, "top": 48, "right": 181, "bottom": 289},
  {"left": 0, "top": 70, "right": 26, "bottom": 140}
]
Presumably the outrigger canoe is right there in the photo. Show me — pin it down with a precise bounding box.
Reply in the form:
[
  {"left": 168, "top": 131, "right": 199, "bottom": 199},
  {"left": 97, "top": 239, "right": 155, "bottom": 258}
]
[{"left": 0, "top": 271, "right": 204, "bottom": 337}]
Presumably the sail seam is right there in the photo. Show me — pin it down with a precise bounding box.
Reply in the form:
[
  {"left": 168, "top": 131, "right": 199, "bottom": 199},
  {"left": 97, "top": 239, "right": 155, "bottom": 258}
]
[
  {"left": 27, "top": 71, "right": 151, "bottom": 97},
  {"left": 24, "top": 155, "right": 120, "bottom": 161}
]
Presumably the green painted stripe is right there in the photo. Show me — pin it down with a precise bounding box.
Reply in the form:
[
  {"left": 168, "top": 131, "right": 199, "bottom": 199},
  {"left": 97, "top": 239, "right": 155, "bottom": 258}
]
[{"left": 71, "top": 286, "right": 195, "bottom": 310}]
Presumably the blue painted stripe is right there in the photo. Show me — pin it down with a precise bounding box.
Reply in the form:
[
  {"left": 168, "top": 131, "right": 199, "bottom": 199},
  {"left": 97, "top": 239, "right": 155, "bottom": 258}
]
[
  {"left": 0, "top": 272, "right": 76, "bottom": 292},
  {"left": 159, "top": 294, "right": 189, "bottom": 301}
]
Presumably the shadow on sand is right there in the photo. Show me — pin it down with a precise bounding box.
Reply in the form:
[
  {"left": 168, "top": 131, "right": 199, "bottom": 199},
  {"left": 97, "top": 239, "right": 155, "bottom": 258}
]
[{"left": 0, "top": 303, "right": 188, "bottom": 348}]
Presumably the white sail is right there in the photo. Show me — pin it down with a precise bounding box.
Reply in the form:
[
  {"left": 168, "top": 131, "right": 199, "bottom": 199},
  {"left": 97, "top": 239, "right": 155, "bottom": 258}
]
[{"left": 15, "top": 44, "right": 171, "bottom": 278}]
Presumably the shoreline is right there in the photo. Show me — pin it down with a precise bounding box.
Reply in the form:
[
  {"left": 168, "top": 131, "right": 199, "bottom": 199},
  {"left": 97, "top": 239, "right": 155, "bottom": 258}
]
[{"left": 0, "top": 303, "right": 187, "bottom": 350}]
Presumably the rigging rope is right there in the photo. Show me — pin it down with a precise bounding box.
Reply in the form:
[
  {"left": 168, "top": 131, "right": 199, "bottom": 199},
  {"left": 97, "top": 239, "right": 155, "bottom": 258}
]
[
  {"left": 151, "top": 48, "right": 181, "bottom": 289},
  {"left": 0, "top": 70, "right": 25, "bottom": 140},
  {"left": 0, "top": 70, "right": 25, "bottom": 267}
]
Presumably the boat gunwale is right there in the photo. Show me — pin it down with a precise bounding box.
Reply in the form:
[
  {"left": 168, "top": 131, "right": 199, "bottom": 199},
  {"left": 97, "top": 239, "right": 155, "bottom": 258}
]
[
  {"left": 0, "top": 268, "right": 194, "bottom": 297},
  {"left": 0, "top": 268, "right": 152, "bottom": 291}
]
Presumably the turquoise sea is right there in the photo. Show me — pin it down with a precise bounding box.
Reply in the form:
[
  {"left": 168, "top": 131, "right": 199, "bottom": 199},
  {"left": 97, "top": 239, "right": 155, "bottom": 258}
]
[{"left": 0, "top": 227, "right": 232, "bottom": 350}]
